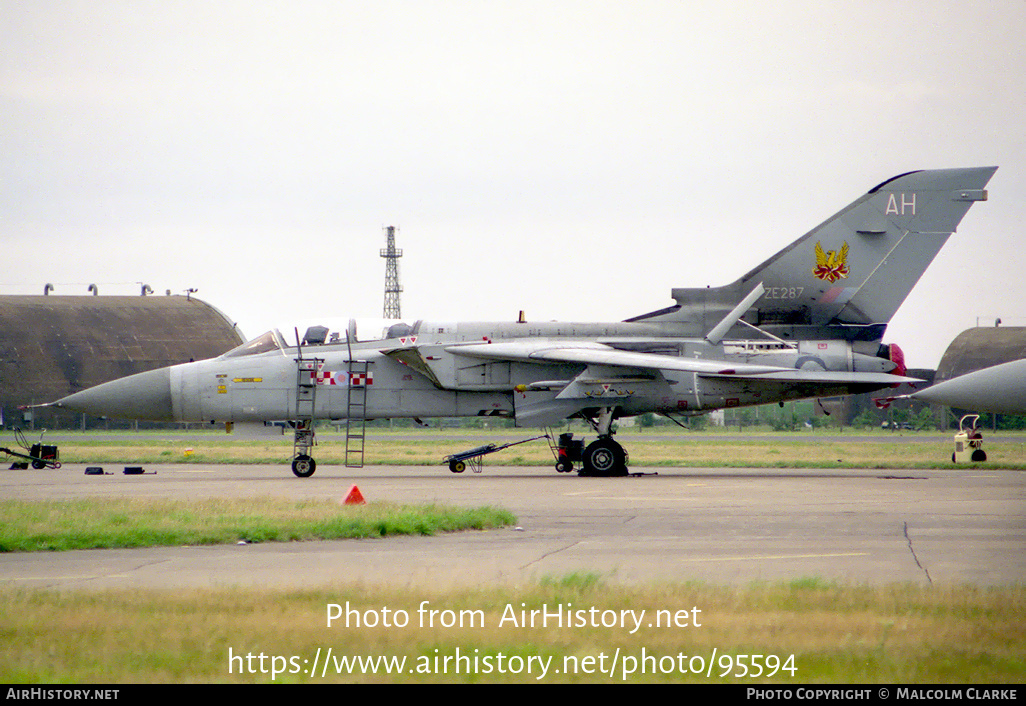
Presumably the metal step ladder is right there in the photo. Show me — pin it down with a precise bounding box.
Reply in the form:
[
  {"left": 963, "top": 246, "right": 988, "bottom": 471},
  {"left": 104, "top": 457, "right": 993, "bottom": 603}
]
[
  {"left": 344, "top": 359, "right": 369, "bottom": 468},
  {"left": 293, "top": 357, "right": 322, "bottom": 464}
]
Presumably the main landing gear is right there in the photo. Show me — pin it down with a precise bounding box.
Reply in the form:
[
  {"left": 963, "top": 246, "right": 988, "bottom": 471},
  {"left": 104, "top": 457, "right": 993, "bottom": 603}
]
[
  {"left": 580, "top": 437, "right": 628, "bottom": 477},
  {"left": 556, "top": 407, "right": 630, "bottom": 477}
]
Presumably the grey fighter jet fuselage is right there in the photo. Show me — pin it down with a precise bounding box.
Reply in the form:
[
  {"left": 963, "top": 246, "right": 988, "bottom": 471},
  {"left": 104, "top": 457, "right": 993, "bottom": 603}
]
[
  {"left": 53, "top": 167, "right": 998, "bottom": 477},
  {"left": 909, "top": 358, "right": 1026, "bottom": 415}
]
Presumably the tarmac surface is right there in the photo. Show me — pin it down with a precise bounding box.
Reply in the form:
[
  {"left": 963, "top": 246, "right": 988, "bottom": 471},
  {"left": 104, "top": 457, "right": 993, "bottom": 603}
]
[{"left": 2, "top": 463, "right": 1024, "bottom": 589}]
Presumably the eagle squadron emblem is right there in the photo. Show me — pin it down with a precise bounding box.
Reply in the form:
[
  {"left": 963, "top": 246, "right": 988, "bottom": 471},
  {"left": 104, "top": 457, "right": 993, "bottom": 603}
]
[{"left": 813, "top": 241, "right": 849, "bottom": 282}]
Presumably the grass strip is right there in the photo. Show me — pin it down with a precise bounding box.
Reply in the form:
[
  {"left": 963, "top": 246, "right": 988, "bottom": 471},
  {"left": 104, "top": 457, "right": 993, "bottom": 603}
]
[
  {"left": 0, "top": 498, "right": 516, "bottom": 552},
  {"left": 39, "top": 428, "right": 1026, "bottom": 469},
  {"left": 1, "top": 577, "right": 1023, "bottom": 683}
]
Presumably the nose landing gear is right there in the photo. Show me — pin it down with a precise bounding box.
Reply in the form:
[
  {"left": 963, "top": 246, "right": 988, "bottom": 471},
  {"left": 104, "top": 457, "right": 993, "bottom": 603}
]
[{"left": 291, "top": 454, "right": 316, "bottom": 478}]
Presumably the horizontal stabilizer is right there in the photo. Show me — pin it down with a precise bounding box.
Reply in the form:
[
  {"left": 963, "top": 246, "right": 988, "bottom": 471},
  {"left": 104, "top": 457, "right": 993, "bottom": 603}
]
[{"left": 705, "top": 370, "right": 921, "bottom": 386}]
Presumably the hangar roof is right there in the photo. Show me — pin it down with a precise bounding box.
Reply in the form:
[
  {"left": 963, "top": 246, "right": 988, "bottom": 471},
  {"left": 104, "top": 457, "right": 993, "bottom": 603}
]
[
  {"left": 934, "top": 327, "right": 1026, "bottom": 384},
  {"left": 0, "top": 295, "right": 244, "bottom": 413}
]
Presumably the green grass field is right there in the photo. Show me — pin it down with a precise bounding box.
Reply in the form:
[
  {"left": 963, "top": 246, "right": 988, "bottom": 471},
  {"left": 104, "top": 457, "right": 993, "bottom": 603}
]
[
  {"left": 25, "top": 426, "right": 1026, "bottom": 469},
  {"left": 0, "top": 498, "right": 516, "bottom": 552},
  {"left": 2, "top": 578, "right": 1022, "bottom": 683},
  {"left": 3, "top": 428, "right": 1023, "bottom": 683}
]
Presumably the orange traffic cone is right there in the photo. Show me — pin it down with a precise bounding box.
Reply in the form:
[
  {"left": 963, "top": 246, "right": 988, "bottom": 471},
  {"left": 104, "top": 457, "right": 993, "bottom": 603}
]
[{"left": 343, "top": 485, "right": 366, "bottom": 505}]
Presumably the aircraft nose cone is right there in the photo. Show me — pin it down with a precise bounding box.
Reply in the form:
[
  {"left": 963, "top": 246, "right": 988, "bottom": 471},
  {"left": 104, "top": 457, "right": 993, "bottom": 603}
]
[{"left": 55, "top": 367, "right": 175, "bottom": 421}]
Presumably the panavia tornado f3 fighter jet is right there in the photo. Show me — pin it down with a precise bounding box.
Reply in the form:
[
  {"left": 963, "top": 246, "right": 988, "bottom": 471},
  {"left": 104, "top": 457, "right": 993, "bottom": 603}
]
[{"left": 52, "top": 167, "right": 997, "bottom": 477}]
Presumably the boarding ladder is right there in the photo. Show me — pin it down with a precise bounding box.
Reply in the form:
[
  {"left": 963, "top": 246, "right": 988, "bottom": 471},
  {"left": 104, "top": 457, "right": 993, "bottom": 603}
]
[
  {"left": 292, "top": 357, "right": 322, "bottom": 464},
  {"left": 344, "top": 358, "right": 369, "bottom": 468}
]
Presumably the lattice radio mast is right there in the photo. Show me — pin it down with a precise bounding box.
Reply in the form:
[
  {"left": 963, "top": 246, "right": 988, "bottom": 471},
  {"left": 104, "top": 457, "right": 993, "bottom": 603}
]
[{"left": 380, "top": 225, "right": 403, "bottom": 319}]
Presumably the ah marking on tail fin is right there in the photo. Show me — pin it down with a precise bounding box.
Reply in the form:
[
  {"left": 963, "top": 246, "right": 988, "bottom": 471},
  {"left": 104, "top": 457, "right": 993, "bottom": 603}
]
[{"left": 630, "top": 167, "right": 997, "bottom": 340}]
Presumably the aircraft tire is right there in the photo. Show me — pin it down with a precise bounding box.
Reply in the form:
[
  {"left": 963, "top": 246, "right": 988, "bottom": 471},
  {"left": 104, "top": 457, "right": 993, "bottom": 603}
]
[
  {"left": 291, "top": 455, "right": 316, "bottom": 478},
  {"left": 449, "top": 460, "right": 466, "bottom": 473},
  {"left": 581, "top": 439, "right": 627, "bottom": 477}
]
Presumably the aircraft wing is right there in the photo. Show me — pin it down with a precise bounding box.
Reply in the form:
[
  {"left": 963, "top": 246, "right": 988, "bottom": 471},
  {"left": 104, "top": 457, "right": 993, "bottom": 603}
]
[
  {"left": 445, "top": 341, "right": 916, "bottom": 385},
  {"left": 446, "top": 340, "right": 786, "bottom": 374},
  {"left": 721, "top": 370, "right": 919, "bottom": 385}
]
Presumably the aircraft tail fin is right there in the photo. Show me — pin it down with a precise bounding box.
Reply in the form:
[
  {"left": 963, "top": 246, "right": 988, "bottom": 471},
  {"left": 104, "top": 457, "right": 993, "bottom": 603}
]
[{"left": 631, "top": 167, "right": 997, "bottom": 339}]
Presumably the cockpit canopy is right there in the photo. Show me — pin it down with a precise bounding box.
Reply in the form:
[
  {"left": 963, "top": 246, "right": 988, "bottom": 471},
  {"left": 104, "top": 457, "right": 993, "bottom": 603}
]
[
  {"left": 221, "top": 329, "right": 283, "bottom": 358},
  {"left": 220, "top": 319, "right": 417, "bottom": 358}
]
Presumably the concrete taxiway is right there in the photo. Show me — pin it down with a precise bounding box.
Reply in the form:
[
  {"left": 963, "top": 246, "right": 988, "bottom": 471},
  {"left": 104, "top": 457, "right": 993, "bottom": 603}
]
[{"left": 1, "top": 464, "right": 1023, "bottom": 589}]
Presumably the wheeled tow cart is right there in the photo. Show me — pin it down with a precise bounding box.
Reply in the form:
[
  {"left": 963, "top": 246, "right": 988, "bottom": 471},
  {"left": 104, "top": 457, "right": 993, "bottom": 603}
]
[{"left": 443, "top": 435, "right": 549, "bottom": 473}]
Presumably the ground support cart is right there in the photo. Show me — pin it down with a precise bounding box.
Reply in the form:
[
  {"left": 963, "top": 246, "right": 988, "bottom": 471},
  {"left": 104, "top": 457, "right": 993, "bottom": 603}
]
[
  {"left": 953, "top": 414, "right": 986, "bottom": 463},
  {"left": 443, "top": 435, "right": 549, "bottom": 473},
  {"left": 2, "top": 429, "right": 61, "bottom": 469},
  {"left": 548, "top": 432, "right": 585, "bottom": 473}
]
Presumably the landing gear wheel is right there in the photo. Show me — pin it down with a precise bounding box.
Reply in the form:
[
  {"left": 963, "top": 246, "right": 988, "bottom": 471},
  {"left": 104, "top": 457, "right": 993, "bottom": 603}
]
[
  {"left": 555, "top": 460, "right": 572, "bottom": 473},
  {"left": 581, "top": 439, "right": 627, "bottom": 477},
  {"left": 449, "top": 460, "right": 466, "bottom": 473},
  {"left": 292, "top": 455, "right": 316, "bottom": 478}
]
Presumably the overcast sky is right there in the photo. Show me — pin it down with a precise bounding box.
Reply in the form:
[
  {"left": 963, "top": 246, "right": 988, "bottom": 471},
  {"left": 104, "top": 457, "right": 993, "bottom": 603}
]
[{"left": 3, "top": 1, "right": 1023, "bottom": 368}]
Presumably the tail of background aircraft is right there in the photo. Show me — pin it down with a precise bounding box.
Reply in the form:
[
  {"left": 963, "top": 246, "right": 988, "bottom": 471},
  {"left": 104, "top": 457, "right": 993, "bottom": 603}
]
[{"left": 630, "top": 167, "right": 997, "bottom": 341}]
